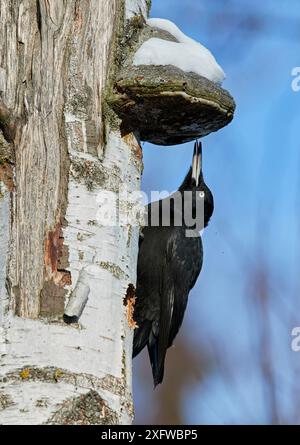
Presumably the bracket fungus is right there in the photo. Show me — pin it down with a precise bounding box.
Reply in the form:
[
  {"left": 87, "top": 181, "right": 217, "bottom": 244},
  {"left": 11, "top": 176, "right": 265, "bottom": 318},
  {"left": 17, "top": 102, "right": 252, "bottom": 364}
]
[{"left": 108, "top": 18, "right": 236, "bottom": 146}]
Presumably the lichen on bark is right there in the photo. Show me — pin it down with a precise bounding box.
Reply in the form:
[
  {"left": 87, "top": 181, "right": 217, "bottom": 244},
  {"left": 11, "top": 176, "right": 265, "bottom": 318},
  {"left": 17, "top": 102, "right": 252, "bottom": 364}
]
[
  {"left": 0, "top": 392, "right": 14, "bottom": 411},
  {"left": 46, "top": 390, "right": 118, "bottom": 425}
]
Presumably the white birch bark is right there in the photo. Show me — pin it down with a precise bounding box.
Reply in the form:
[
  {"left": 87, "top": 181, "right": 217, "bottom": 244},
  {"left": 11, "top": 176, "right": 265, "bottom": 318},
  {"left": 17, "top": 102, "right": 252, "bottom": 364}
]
[{"left": 0, "top": 0, "right": 147, "bottom": 425}]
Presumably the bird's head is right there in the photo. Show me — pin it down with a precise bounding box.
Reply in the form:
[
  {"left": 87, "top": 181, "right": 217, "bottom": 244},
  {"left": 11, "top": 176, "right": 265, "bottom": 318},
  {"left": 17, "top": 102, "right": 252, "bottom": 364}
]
[{"left": 179, "top": 141, "right": 214, "bottom": 228}]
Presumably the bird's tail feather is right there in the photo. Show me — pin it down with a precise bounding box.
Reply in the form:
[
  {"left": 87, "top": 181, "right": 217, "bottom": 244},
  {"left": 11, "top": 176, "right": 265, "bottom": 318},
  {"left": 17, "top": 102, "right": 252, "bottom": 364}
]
[
  {"left": 132, "top": 321, "right": 151, "bottom": 358},
  {"left": 147, "top": 340, "right": 164, "bottom": 387},
  {"left": 152, "top": 283, "right": 174, "bottom": 387}
]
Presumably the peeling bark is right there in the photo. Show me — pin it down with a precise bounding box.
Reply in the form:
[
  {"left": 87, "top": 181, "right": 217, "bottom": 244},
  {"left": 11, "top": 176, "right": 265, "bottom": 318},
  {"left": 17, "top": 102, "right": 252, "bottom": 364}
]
[{"left": 0, "top": 0, "right": 148, "bottom": 425}]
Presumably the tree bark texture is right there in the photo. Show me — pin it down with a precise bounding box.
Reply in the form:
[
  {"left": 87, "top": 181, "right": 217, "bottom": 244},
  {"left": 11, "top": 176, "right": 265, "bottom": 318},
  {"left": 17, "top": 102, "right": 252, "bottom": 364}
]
[{"left": 0, "top": 0, "right": 147, "bottom": 424}]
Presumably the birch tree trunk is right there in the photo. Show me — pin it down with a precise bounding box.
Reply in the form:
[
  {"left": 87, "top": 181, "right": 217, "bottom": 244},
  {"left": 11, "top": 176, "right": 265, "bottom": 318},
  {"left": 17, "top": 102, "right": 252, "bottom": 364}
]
[{"left": 0, "top": 0, "right": 148, "bottom": 425}]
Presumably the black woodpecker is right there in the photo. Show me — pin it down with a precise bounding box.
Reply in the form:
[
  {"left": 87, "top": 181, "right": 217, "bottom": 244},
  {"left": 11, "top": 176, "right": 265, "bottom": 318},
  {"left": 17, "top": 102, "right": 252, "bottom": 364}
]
[{"left": 133, "top": 141, "right": 214, "bottom": 387}]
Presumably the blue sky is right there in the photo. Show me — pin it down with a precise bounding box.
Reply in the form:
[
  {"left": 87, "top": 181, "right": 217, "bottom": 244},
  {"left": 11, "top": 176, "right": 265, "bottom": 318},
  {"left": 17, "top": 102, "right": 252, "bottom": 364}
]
[{"left": 133, "top": 0, "right": 300, "bottom": 424}]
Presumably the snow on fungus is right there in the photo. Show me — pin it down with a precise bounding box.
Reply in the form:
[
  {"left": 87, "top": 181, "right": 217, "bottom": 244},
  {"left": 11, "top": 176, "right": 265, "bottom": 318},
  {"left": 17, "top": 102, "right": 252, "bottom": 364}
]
[
  {"left": 133, "top": 18, "right": 226, "bottom": 85},
  {"left": 107, "top": 17, "right": 235, "bottom": 145}
]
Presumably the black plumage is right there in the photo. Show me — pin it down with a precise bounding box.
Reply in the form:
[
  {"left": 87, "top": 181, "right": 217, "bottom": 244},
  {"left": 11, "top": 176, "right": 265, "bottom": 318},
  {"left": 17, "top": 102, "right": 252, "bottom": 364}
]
[{"left": 133, "top": 141, "right": 214, "bottom": 386}]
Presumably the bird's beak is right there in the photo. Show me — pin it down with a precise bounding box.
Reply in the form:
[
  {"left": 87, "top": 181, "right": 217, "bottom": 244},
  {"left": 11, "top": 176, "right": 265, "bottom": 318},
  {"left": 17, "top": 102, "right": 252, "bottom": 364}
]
[{"left": 192, "top": 140, "right": 202, "bottom": 186}]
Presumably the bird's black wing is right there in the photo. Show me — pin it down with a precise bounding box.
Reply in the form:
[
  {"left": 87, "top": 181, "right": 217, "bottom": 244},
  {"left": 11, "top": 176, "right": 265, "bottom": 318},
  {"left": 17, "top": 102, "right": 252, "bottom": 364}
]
[
  {"left": 167, "top": 229, "right": 203, "bottom": 347},
  {"left": 133, "top": 226, "right": 203, "bottom": 386},
  {"left": 151, "top": 228, "right": 203, "bottom": 386}
]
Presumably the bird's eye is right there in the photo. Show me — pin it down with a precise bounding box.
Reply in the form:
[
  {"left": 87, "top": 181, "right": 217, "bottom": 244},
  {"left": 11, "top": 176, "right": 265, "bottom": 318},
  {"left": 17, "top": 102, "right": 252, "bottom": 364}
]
[{"left": 199, "top": 191, "right": 205, "bottom": 198}]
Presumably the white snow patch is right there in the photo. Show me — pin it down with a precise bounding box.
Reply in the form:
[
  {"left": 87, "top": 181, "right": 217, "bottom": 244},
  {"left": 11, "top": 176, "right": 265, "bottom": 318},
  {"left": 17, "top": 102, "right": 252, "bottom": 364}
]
[{"left": 133, "top": 18, "right": 226, "bottom": 84}]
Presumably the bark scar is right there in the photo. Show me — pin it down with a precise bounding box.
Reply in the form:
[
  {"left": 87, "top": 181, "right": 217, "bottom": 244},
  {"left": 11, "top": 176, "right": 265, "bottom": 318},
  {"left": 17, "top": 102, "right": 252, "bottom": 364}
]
[
  {"left": 41, "top": 219, "right": 71, "bottom": 316},
  {"left": 45, "top": 220, "right": 71, "bottom": 285},
  {"left": 123, "top": 284, "right": 138, "bottom": 329}
]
